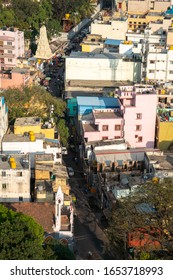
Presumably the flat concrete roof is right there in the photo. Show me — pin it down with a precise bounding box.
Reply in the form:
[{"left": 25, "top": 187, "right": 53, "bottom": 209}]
[
  {"left": 0, "top": 154, "right": 29, "bottom": 170},
  {"left": 35, "top": 154, "right": 54, "bottom": 162},
  {"left": 3, "top": 133, "right": 44, "bottom": 142},
  {"left": 93, "top": 110, "right": 122, "bottom": 119},
  {"left": 83, "top": 123, "right": 98, "bottom": 132},
  {"left": 14, "top": 117, "right": 41, "bottom": 126}
]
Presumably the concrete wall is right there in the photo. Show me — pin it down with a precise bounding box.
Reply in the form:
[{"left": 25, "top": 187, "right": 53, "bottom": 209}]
[
  {"left": 66, "top": 57, "right": 141, "bottom": 82},
  {"left": 158, "top": 121, "right": 173, "bottom": 150},
  {"left": 146, "top": 50, "right": 173, "bottom": 83},
  {"left": 128, "top": 0, "right": 149, "bottom": 14},
  {"left": 123, "top": 93, "right": 157, "bottom": 148},
  {"left": 0, "top": 168, "right": 30, "bottom": 202},
  {"left": 90, "top": 19, "right": 127, "bottom": 40}
]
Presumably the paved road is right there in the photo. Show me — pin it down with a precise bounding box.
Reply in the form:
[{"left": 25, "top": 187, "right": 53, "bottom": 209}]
[{"left": 63, "top": 151, "right": 111, "bottom": 260}]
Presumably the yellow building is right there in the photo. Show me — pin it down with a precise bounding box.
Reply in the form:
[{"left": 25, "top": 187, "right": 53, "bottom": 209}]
[
  {"left": 81, "top": 34, "right": 104, "bottom": 52},
  {"left": 14, "top": 116, "right": 55, "bottom": 139},
  {"left": 128, "top": 14, "right": 163, "bottom": 31},
  {"left": 156, "top": 115, "right": 173, "bottom": 151}
]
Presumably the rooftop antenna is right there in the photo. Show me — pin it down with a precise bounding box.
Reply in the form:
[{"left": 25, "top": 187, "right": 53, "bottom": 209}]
[
  {"left": 49, "top": 104, "right": 54, "bottom": 124},
  {"left": 112, "top": 0, "right": 115, "bottom": 17}
]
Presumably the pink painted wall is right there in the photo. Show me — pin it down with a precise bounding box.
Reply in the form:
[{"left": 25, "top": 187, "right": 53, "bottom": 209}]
[
  {"left": 83, "top": 113, "right": 124, "bottom": 142},
  {"left": 123, "top": 93, "right": 157, "bottom": 148},
  {"left": 0, "top": 71, "right": 29, "bottom": 90}
]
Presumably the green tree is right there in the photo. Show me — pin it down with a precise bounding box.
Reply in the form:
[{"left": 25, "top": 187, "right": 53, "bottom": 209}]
[
  {"left": 2, "top": 86, "right": 66, "bottom": 124},
  {"left": 0, "top": 9, "right": 15, "bottom": 27},
  {"left": 43, "top": 238, "right": 75, "bottom": 260},
  {"left": 0, "top": 205, "right": 44, "bottom": 260},
  {"left": 57, "top": 119, "right": 69, "bottom": 147},
  {"left": 106, "top": 181, "right": 173, "bottom": 259}
]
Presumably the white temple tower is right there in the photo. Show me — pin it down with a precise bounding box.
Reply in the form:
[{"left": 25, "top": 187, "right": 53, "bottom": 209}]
[{"left": 35, "top": 25, "right": 53, "bottom": 60}]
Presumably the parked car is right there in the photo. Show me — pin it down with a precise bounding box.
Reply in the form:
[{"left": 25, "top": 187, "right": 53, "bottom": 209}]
[
  {"left": 67, "top": 167, "right": 74, "bottom": 176},
  {"left": 62, "top": 147, "right": 68, "bottom": 155}
]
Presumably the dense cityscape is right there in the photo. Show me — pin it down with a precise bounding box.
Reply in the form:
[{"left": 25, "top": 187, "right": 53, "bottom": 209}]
[{"left": 0, "top": 0, "right": 173, "bottom": 260}]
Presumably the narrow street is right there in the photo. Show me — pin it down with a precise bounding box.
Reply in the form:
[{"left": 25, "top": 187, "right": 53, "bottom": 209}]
[{"left": 62, "top": 151, "right": 111, "bottom": 260}]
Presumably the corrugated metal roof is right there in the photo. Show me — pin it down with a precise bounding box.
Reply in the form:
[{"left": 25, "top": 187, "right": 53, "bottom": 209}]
[
  {"left": 104, "top": 39, "right": 122, "bottom": 46},
  {"left": 77, "top": 96, "right": 120, "bottom": 107}
]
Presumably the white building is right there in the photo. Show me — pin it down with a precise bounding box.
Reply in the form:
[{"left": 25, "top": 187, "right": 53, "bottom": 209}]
[
  {"left": 65, "top": 51, "right": 142, "bottom": 84},
  {"left": 90, "top": 18, "right": 128, "bottom": 40},
  {"left": 0, "top": 27, "right": 24, "bottom": 70},
  {"left": 0, "top": 97, "right": 8, "bottom": 149},
  {"left": 0, "top": 154, "right": 30, "bottom": 202},
  {"left": 2, "top": 133, "right": 62, "bottom": 168},
  {"left": 146, "top": 47, "right": 173, "bottom": 84}
]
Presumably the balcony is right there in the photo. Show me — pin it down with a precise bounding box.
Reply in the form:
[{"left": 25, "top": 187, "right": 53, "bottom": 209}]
[
  {"left": 0, "top": 53, "right": 15, "bottom": 58},
  {"left": 0, "top": 45, "right": 15, "bottom": 50}
]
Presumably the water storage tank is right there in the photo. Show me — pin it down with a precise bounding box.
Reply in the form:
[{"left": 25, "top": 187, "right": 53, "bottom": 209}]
[
  {"left": 29, "top": 131, "right": 35, "bottom": 141},
  {"left": 65, "top": 14, "right": 70, "bottom": 20},
  {"left": 30, "top": 134, "right": 35, "bottom": 141},
  {"left": 9, "top": 158, "right": 16, "bottom": 169}
]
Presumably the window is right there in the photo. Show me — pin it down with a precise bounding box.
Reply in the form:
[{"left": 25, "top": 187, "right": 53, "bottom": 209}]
[
  {"left": 7, "top": 41, "right": 12, "bottom": 45},
  {"left": 19, "top": 196, "right": 23, "bottom": 202},
  {"left": 16, "top": 171, "right": 22, "bottom": 177},
  {"left": 114, "top": 136, "right": 120, "bottom": 139},
  {"left": 150, "top": 60, "right": 155, "bottom": 64},
  {"left": 114, "top": 125, "right": 121, "bottom": 131},
  {"left": 149, "top": 70, "right": 154, "bottom": 73},
  {"left": 8, "top": 50, "right": 12, "bottom": 54},
  {"left": 136, "top": 113, "right": 142, "bottom": 119},
  {"left": 102, "top": 125, "right": 108, "bottom": 131},
  {"left": 138, "top": 136, "right": 143, "bottom": 142},
  {"left": 169, "top": 71, "right": 173, "bottom": 74},
  {"left": 136, "top": 125, "right": 142, "bottom": 131},
  {"left": 2, "top": 183, "right": 6, "bottom": 190},
  {"left": 8, "top": 59, "right": 12, "bottom": 62},
  {"left": 102, "top": 136, "right": 108, "bottom": 140},
  {"left": 2, "top": 171, "right": 6, "bottom": 177}
]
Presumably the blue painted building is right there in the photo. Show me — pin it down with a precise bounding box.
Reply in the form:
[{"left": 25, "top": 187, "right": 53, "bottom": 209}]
[
  {"left": 77, "top": 96, "right": 121, "bottom": 119},
  {"left": 67, "top": 98, "right": 77, "bottom": 118}
]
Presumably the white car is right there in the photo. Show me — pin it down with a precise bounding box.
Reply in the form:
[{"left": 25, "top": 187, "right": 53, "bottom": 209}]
[{"left": 67, "top": 167, "right": 74, "bottom": 176}]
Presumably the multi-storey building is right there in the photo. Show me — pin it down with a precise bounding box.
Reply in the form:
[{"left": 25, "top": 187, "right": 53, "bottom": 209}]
[
  {"left": 117, "top": 84, "right": 157, "bottom": 148},
  {"left": 146, "top": 46, "right": 173, "bottom": 83},
  {"left": 81, "top": 108, "right": 124, "bottom": 142},
  {"left": 65, "top": 51, "right": 142, "bottom": 87},
  {"left": 127, "top": 0, "right": 170, "bottom": 15},
  {"left": 0, "top": 154, "right": 30, "bottom": 202},
  {"left": 79, "top": 86, "right": 157, "bottom": 149},
  {"left": 0, "top": 27, "right": 24, "bottom": 70}
]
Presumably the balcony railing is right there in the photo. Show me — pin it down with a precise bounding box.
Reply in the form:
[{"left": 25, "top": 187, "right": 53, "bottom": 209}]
[
  {"left": 0, "top": 53, "right": 15, "bottom": 58},
  {"left": 0, "top": 45, "right": 15, "bottom": 50}
]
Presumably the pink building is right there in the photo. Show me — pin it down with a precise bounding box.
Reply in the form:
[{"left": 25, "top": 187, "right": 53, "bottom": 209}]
[
  {"left": 82, "top": 109, "right": 124, "bottom": 142},
  {"left": 0, "top": 27, "right": 24, "bottom": 70},
  {"left": 0, "top": 68, "right": 30, "bottom": 90},
  {"left": 117, "top": 85, "right": 157, "bottom": 148},
  {"left": 81, "top": 85, "right": 157, "bottom": 149}
]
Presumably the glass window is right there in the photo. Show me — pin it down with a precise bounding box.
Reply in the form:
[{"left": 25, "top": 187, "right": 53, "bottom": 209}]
[
  {"left": 136, "top": 125, "right": 142, "bottom": 131},
  {"left": 102, "top": 125, "right": 108, "bottom": 131},
  {"left": 115, "top": 125, "right": 121, "bottom": 131}
]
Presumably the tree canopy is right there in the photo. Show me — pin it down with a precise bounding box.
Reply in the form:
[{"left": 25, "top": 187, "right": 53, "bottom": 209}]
[
  {"left": 2, "top": 85, "right": 66, "bottom": 124},
  {"left": 106, "top": 181, "right": 173, "bottom": 259},
  {"left": 0, "top": 204, "right": 44, "bottom": 260},
  {"left": 0, "top": 204, "right": 75, "bottom": 260},
  {"left": 0, "top": 0, "right": 96, "bottom": 39}
]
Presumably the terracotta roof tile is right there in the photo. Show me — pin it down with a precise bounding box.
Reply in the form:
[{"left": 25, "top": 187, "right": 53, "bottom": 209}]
[{"left": 3, "top": 202, "right": 55, "bottom": 234}]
